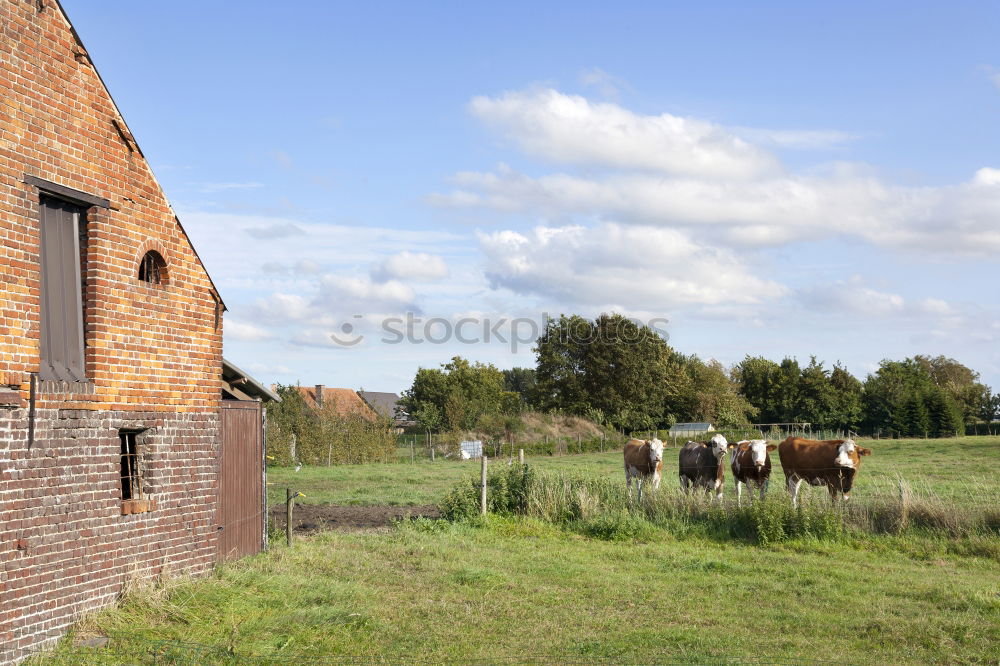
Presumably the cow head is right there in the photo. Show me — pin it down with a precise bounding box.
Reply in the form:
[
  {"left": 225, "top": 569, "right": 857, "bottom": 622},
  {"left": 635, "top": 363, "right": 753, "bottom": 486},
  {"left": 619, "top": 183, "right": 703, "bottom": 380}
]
[
  {"left": 833, "top": 439, "right": 871, "bottom": 469},
  {"left": 647, "top": 438, "right": 664, "bottom": 465},
  {"left": 739, "top": 439, "right": 776, "bottom": 470},
  {"left": 709, "top": 433, "right": 729, "bottom": 459}
]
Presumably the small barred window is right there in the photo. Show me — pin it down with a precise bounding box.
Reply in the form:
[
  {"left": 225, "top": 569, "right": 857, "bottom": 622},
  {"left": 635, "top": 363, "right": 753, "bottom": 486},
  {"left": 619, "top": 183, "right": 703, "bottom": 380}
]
[
  {"left": 138, "top": 250, "right": 167, "bottom": 284},
  {"left": 119, "top": 430, "right": 143, "bottom": 500}
]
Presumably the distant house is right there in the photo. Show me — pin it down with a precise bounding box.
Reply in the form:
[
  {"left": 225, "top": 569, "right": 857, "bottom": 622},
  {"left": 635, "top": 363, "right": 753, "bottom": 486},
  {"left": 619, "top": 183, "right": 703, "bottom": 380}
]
[
  {"left": 295, "top": 384, "right": 378, "bottom": 420},
  {"left": 358, "top": 391, "right": 413, "bottom": 430},
  {"left": 669, "top": 422, "right": 716, "bottom": 438}
]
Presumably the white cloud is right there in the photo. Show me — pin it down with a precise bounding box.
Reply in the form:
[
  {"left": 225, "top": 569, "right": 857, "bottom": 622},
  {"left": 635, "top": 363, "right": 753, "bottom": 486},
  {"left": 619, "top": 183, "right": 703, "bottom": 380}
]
[
  {"left": 732, "top": 127, "right": 859, "bottom": 150},
  {"left": 245, "top": 222, "right": 305, "bottom": 239},
  {"left": 312, "top": 275, "right": 419, "bottom": 313},
  {"left": 469, "top": 88, "right": 780, "bottom": 180},
  {"left": 225, "top": 318, "right": 277, "bottom": 342},
  {"left": 478, "top": 222, "right": 786, "bottom": 310},
  {"left": 434, "top": 162, "right": 1000, "bottom": 253},
  {"left": 442, "top": 88, "right": 1000, "bottom": 255},
  {"left": 371, "top": 251, "right": 449, "bottom": 282},
  {"left": 797, "top": 279, "right": 957, "bottom": 319},
  {"left": 578, "top": 67, "right": 630, "bottom": 99}
]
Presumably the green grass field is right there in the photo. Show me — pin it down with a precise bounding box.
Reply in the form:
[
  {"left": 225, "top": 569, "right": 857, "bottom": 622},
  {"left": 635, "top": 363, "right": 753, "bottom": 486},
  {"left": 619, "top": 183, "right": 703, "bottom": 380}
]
[
  {"left": 270, "top": 435, "right": 1000, "bottom": 509},
  {"left": 38, "top": 436, "right": 1000, "bottom": 664}
]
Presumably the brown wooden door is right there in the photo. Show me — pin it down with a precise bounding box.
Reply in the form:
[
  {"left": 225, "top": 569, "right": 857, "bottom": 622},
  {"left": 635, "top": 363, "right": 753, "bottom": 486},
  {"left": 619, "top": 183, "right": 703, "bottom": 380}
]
[{"left": 218, "top": 401, "right": 265, "bottom": 562}]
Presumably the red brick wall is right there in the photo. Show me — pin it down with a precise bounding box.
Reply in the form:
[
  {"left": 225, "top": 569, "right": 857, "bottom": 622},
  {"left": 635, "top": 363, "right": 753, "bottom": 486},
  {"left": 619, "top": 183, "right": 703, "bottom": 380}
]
[{"left": 0, "top": 2, "right": 224, "bottom": 661}]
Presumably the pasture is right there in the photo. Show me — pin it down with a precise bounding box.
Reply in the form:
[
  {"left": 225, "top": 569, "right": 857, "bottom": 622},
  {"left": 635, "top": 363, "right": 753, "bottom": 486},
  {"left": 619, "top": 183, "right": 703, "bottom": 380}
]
[
  {"left": 40, "top": 436, "right": 1000, "bottom": 664},
  {"left": 269, "top": 435, "right": 1000, "bottom": 510}
]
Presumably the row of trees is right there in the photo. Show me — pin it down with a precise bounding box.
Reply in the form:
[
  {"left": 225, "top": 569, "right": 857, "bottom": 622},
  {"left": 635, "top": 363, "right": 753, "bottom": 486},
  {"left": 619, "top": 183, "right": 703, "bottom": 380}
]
[{"left": 400, "top": 313, "right": 997, "bottom": 439}]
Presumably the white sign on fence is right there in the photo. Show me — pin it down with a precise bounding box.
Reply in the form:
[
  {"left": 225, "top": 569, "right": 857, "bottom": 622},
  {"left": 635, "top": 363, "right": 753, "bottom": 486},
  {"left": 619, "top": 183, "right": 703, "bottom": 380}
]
[{"left": 459, "top": 440, "right": 483, "bottom": 460}]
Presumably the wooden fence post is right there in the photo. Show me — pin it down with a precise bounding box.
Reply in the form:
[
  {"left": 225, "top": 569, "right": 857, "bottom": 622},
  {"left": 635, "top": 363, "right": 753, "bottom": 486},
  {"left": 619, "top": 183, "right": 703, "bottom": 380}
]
[
  {"left": 410, "top": 440, "right": 415, "bottom": 464},
  {"left": 286, "top": 488, "right": 294, "bottom": 547},
  {"left": 480, "top": 455, "right": 488, "bottom": 516},
  {"left": 518, "top": 448, "right": 525, "bottom": 464}
]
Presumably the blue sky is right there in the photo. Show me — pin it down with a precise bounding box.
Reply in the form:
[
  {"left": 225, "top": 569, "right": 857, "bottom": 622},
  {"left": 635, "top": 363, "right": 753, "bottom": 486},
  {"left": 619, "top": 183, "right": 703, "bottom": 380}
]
[{"left": 65, "top": 1, "right": 1000, "bottom": 392}]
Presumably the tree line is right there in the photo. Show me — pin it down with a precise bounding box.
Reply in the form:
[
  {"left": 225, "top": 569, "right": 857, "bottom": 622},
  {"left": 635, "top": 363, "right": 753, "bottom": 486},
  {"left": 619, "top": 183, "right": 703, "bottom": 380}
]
[{"left": 400, "top": 313, "right": 998, "bottom": 439}]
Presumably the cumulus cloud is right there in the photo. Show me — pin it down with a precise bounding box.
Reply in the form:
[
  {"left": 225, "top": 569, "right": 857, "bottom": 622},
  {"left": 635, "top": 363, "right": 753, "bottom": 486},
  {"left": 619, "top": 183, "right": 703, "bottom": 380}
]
[
  {"left": 798, "top": 279, "right": 957, "bottom": 319},
  {"left": 225, "top": 318, "right": 277, "bottom": 341},
  {"left": 312, "top": 275, "right": 419, "bottom": 313},
  {"left": 469, "top": 88, "right": 780, "bottom": 180},
  {"left": 478, "top": 222, "right": 786, "bottom": 310},
  {"left": 434, "top": 162, "right": 1000, "bottom": 253},
  {"left": 439, "top": 88, "right": 1000, "bottom": 255},
  {"left": 371, "top": 251, "right": 448, "bottom": 282}
]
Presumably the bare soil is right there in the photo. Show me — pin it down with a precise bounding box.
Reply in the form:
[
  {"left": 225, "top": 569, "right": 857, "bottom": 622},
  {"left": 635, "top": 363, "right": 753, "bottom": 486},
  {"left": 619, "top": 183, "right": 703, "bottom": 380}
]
[{"left": 270, "top": 503, "right": 440, "bottom": 534}]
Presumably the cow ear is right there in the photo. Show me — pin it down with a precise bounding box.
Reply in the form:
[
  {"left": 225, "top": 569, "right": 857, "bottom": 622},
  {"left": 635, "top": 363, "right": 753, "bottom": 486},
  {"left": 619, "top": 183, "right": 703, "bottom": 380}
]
[
  {"left": 857, "top": 447, "right": 871, "bottom": 456},
  {"left": 766, "top": 444, "right": 777, "bottom": 452}
]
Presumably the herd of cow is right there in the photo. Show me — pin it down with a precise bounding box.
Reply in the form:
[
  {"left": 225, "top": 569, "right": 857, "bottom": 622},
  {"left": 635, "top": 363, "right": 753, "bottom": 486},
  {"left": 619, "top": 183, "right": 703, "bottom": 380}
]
[{"left": 623, "top": 434, "right": 872, "bottom": 506}]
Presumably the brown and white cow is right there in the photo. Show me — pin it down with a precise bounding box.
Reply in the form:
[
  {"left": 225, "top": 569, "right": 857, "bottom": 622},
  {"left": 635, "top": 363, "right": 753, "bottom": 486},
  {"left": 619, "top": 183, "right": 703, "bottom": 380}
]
[
  {"left": 678, "top": 434, "right": 730, "bottom": 500},
  {"left": 730, "top": 439, "right": 776, "bottom": 505},
  {"left": 777, "top": 436, "right": 872, "bottom": 507},
  {"left": 624, "top": 438, "right": 664, "bottom": 501}
]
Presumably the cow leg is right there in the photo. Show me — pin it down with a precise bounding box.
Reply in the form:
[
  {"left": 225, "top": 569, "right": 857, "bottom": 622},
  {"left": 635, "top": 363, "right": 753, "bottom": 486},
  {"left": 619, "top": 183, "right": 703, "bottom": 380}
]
[
  {"left": 652, "top": 470, "right": 661, "bottom": 492},
  {"left": 759, "top": 480, "right": 768, "bottom": 503},
  {"left": 637, "top": 477, "right": 643, "bottom": 503},
  {"left": 787, "top": 477, "right": 803, "bottom": 508},
  {"left": 679, "top": 475, "right": 689, "bottom": 494},
  {"left": 714, "top": 478, "right": 723, "bottom": 502},
  {"left": 625, "top": 465, "right": 632, "bottom": 500},
  {"left": 735, "top": 479, "right": 743, "bottom": 507}
]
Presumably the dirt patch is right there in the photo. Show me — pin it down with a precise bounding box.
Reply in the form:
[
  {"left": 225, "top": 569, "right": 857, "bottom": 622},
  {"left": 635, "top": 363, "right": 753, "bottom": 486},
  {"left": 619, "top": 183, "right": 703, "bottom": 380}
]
[{"left": 270, "top": 503, "right": 441, "bottom": 534}]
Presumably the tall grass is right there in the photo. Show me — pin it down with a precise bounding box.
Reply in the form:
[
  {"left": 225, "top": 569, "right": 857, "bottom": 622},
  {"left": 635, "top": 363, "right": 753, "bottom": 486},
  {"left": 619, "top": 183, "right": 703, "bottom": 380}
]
[{"left": 440, "top": 463, "right": 1000, "bottom": 547}]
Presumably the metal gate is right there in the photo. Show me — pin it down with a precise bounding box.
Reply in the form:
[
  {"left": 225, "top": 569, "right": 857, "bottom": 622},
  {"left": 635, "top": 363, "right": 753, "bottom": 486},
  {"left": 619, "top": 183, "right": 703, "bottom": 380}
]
[{"left": 218, "top": 400, "right": 266, "bottom": 562}]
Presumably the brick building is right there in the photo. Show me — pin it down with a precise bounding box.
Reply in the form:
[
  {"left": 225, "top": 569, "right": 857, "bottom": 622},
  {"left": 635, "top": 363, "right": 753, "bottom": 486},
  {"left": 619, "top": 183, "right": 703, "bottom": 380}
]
[{"left": 0, "top": 1, "right": 245, "bottom": 661}]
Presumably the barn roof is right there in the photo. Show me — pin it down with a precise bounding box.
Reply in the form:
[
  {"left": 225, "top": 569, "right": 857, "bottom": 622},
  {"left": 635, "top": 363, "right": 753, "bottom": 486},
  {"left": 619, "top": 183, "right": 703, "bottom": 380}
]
[{"left": 222, "top": 358, "right": 280, "bottom": 402}]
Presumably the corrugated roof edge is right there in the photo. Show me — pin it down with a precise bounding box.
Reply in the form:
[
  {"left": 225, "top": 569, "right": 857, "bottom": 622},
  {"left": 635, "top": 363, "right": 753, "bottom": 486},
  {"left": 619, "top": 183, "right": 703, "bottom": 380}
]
[{"left": 223, "top": 358, "right": 281, "bottom": 402}]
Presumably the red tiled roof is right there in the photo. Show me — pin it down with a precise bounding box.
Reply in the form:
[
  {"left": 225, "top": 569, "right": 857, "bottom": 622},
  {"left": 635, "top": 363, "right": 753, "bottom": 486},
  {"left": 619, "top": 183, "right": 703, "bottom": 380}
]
[{"left": 295, "top": 386, "right": 378, "bottom": 420}]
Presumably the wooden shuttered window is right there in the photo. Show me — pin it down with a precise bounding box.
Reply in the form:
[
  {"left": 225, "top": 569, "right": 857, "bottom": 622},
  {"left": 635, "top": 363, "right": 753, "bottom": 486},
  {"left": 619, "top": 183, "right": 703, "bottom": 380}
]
[{"left": 38, "top": 195, "right": 87, "bottom": 382}]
